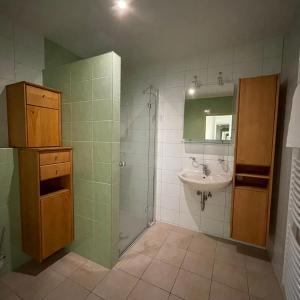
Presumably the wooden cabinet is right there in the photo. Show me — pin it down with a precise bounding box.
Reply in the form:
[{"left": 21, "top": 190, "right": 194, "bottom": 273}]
[
  {"left": 6, "top": 82, "right": 61, "bottom": 148},
  {"left": 7, "top": 81, "right": 74, "bottom": 261},
  {"left": 41, "top": 189, "right": 72, "bottom": 259},
  {"left": 18, "top": 147, "right": 73, "bottom": 261},
  {"left": 236, "top": 75, "right": 278, "bottom": 166},
  {"left": 232, "top": 188, "right": 269, "bottom": 246},
  {"left": 231, "top": 74, "right": 279, "bottom": 247}
]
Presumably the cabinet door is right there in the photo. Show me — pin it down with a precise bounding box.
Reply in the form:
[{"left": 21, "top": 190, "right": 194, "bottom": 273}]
[
  {"left": 236, "top": 75, "right": 278, "bottom": 166},
  {"left": 27, "top": 105, "right": 60, "bottom": 147},
  {"left": 41, "top": 190, "right": 73, "bottom": 259},
  {"left": 232, "top": 188, "right": 268, "bottom": 246}
]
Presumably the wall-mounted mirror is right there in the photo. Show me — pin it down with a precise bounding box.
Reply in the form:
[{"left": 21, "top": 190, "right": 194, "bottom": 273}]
[{"left": 183, "top": 81, "right": 235, "bottom": 143}]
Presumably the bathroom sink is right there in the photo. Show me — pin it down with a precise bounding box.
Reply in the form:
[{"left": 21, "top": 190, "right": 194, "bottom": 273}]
[{"left": 178, "top": 169, "right": 232, "bottom": 191}]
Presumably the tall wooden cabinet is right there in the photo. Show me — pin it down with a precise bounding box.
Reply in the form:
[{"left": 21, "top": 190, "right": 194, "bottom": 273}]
[
  {"left": 6, "top": 82, "right": 61, "bottom": 148},
  {"left": 231, "top": 74, "right": 279, "bottom": 247},
  {"left": 6, "top": 81, "right": 73, "bottom": 261},
  {"left": 18, "top": 148, "right": 73, "bottom": 261}
]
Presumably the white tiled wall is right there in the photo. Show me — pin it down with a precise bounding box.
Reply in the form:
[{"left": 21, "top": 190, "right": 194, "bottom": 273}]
[
  {"left": 0, "top": 12, "right": 45, "bottom": 147},
  {"left": 123, "top": 36, "right": 283, "bottom": 239}
]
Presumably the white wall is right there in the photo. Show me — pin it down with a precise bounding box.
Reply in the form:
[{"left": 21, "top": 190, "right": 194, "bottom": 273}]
[
  {"left": 269, "top": 14, "right": 300, "bottom": 283},
  {"left": 123, "top": 36, "right": 283, "bottom": 238},
  {"left": 0, "top": 12, "right": 45, "bottom": 147}
]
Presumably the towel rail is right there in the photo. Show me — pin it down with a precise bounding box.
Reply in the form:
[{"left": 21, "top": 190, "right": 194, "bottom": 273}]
[{"left": 283, "top": 148, "right": 300, "bottom": 300}]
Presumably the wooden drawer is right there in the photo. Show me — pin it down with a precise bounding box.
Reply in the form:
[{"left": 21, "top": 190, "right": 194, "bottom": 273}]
[
  {"left": 40, "top": 151, "right": 70, "bottom": 166},
  {"left": 26, "top": 85, "right": 60, "bottom": 109},
  {"left": 40, "top": 189, "right": 73, "bottom": 259},
  {"left": 40, "top": 162, "right": 71, "bottom": 180}
]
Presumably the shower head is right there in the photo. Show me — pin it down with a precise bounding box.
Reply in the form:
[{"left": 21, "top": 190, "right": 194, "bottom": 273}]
[
  {"left": 143, "top": 85, "right": 158, "bottom": 97},
  {"left": 143, "top": 85, "right": 153, "bottom": 94}
]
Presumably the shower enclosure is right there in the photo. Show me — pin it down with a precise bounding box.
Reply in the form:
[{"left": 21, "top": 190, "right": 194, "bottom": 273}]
[{"left": 119, "top": 84, "right": 158, "bottom": 253}]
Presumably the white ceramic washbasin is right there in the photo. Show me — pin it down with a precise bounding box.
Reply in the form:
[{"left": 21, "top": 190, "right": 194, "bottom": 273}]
[{"left": 178, "top": 169, "right": 232, "bottom": 191}]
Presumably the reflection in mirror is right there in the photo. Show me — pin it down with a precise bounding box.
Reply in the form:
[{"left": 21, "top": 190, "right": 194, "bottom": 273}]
[{"left": 183, "top": 82, "right": 234, "bottom": 143}]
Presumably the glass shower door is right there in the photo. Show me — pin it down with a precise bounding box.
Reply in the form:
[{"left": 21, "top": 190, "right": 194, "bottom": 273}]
[{"left": 119, "top": 85, "right": 157, "bottom": 254}]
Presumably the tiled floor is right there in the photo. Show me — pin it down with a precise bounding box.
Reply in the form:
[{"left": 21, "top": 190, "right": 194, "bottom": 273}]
[{"left": 0, "top": 222, "right": 284, "bottom": 300}]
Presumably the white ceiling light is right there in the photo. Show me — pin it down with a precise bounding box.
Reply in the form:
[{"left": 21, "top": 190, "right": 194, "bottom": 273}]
[
  {"left": 117, "top": 0, "right": 127, "bottom": 10},
  {"left": 188, "top": 88, "right": 195, "bottom": 96}
]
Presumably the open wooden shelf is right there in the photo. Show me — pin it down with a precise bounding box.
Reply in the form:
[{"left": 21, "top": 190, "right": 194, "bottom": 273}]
[
  {"left": 236, "top": 173, "right": 270, "bottom": 179},
  {"left": 40, "top": 175, "right": 71, "bottom": 196},
  {"left": 235, "top": 173, "right": 269, "bottom": 189},
  {"left": 234, "top": 185, "right": 268, "bottom": 192},
  {"left": 40, "top": 188, "right": 70, "bottom": 199},
  {"left": 236, "top": 164, "right": 270, "bottom": 176}
]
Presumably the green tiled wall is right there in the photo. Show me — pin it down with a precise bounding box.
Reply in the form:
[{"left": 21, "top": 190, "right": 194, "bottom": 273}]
[
  {"left": 0, "top": 149, "right": 29, "bottom": 275},
  {"left": 43, "top": 52, "right": 121, "bottom": 268}
]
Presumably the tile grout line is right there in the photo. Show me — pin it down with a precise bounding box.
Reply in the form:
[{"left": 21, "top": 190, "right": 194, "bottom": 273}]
[
  {"left": 124, "top": 227, "right": 169, "bottom": 299},
  {"left": 208, "top": 244, "right": 217, "bottom": 300},
  {"left": 41, "top": 255, "right": 90, "bottom": 299},
  {"left": 245, "top": 262, "right": 251, "bottom": 298},
  {"left": 125, "top": 226, "right": 180, "bottom": 298},
  {"left": 170, "top": 247, "right": 188, "bottom": 297}
]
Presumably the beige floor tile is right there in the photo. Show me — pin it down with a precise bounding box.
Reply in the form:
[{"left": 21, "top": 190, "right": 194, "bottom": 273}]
[
  {"left": 93, "top": 269, "right": 138, "bottom": 300},
  {"left": 70, "top": 260, "right": 109, "bottom": 291},
  {"left": 210, "top": 281, "right": 249, "bottom": 300},
  {"left": 115, "top": 251, "right": 152, "bottom": 277},
  {"left": 155, "top": 222, "right": 178, "bottom": 232},
  {"left": 247, "top": 269, "right": 283, "bottom": 300},
  {"left": 245, "top": 256, "right": 273, "bottom": 274},
  {"left": 0, "top": 279, "right": 13, "bottom": 294},
  {"left": 1, "top": 292, "right": 20, "bottom": 300},
  {"left": 165, "top": 231, "right": 193, "bottom": 250},
  {"left": 15, "top": 268, "right": 65, "bottom": 300},
  {"left": 0, "top": 271, "right": 35, "bottom": 291},
  {"left": 172, "top": 269, "right": 211, "bottom": 300},
  {"left": 131, "top": 236, "right": 162, "bottom": 258},
  {"left": 144, "top": 223, "right": 172, "bottom": 239},
  {"left": 45, "top": 278, "right": 89, "bottom": 300},
  {"left": 189, "top": 235, "right": 217, "bottom": 256},
  {"left": 0, "top": 270, "right": 63, "bottom": 300},
  {"left": 168, "top": 294, "right": 183, "bottom": 300},
  {"left": 213, "top": 261, "right": 248, "bottom": 292},
  {"left": 172, "top": 226, "right": 197, "bottom": 236},
  {"left": 147, "top": 231, "right": 170, "bottom": 244},
  {"left": 181, "top": 251, "right": 214, "bottom": 279},
  {"left": 128, "top": 280, "right": 169, "bottom": 300},
  {"left": 85, "top": 293, "right": 104, "bottom": 300},
  {"left": 156, "top": 244, "right": 186, "bottom": 267},
  {"left": 142, "top": 259, "right": 179, "bottom": 291},
  {"left": 0, "top": 281, "right": 20, "bottom": 299},
  {"left": 215, "top": 242, "right": 246, "bottom": 268},
  {"left": 50, "top": 252, "right": 88, "bottom": 277}
]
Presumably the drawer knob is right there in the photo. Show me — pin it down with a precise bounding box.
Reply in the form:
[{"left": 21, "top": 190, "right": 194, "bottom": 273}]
[
  {"left": 54, "top": 156, "right": 58, "bottom": 160},
  {"left": 42, "top": 94, "right": 45, "bottom": 98},
  {"left": 56, "top": 170, "right": 58, "bottom": 175}
]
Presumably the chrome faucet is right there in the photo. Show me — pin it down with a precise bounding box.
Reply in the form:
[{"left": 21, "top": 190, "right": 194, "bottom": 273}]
[
  {"left": 199, "top": 163, "right": 210, "bottom": 176},
  {"left": 218, "top": 158, "right": 228, "bottom": 172},
  {"left": 189, "top": 157, "right": 210, "bottom": 176}
]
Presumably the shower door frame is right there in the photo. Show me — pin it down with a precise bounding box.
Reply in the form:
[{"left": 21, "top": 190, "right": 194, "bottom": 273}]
[{"left": 119, "top": 84, "right": 158, "bottom": 255}]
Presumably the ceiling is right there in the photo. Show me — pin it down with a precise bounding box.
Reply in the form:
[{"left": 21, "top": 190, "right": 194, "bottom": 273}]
[{"left": 3, "top": 0, "right": 300, "bottom": 67}]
